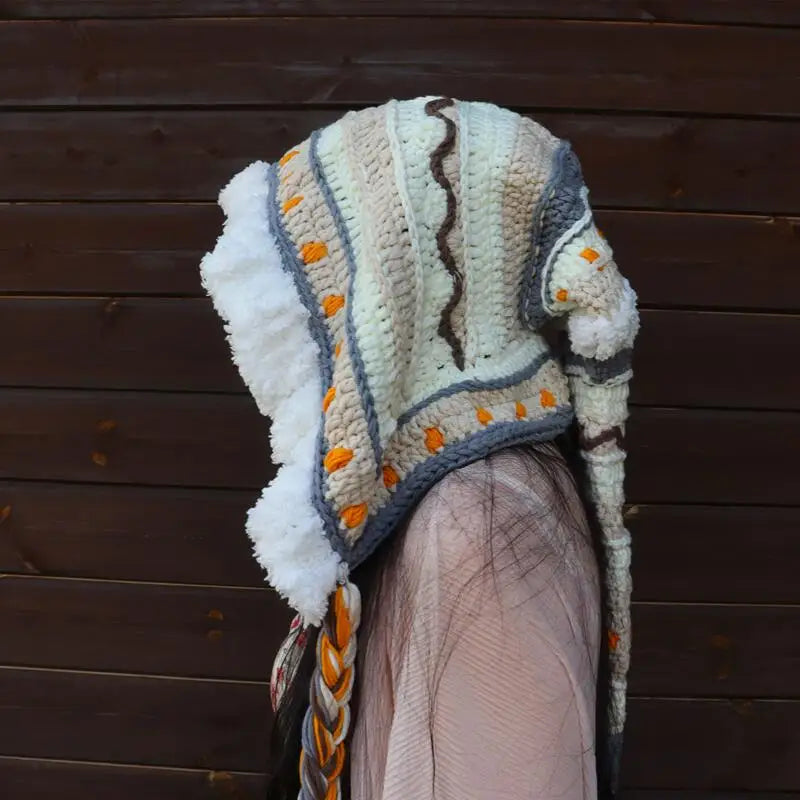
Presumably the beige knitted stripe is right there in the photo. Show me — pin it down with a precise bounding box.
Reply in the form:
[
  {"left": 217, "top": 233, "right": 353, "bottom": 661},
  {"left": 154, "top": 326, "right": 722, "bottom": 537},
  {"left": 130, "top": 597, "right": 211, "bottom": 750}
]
[
  {"left": 340, "top": 105, "right": 415, "bottom": 409},
  {"left": 502, "top": 118, "right": 561, "bottom": 339},
  {"left": 275, "top": 132, "right": 378, "bottom": 539}
]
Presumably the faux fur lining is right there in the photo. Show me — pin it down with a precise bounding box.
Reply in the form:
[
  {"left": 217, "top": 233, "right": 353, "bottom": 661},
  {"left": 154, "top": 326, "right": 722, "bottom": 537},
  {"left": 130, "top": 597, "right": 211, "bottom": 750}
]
[
  {"left": 567, "top": 277, "right": 640, "bottom": 361},
  {"left": 200, "top": 160, "right": 342, "bottom": 626}
]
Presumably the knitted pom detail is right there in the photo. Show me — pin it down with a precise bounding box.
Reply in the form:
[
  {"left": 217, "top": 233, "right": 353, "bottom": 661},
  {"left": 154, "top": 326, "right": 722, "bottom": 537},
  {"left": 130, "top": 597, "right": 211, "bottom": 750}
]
[
  {"left": 299, "top": 582, "right": 361, "bottom": 800},
  {"left": 282, "top": 195, "right": 303, "bottom": 214},
  {"left": 476, "top": 407, "right": 493, "bottom": 426},
  {"left": 324, "top": 448, "right": 353, "bottom": 473},
  {"left": 340, "top": 503, "right": 368, "bottom": 529},
  {"left": 608, "top": 629, "right": 621, "bottom": 651},
  {"left": 322, "top": 387, "right": 336, "bottom": 412},
  {"left": 556, "top": 288, "right": 569, "bottom": 302},
  {"left": 279, "top": 149, "right": 300, "bottom": 167},
  {"left": 580, "top": 247, "right": 600, "bottom": 263},
  {"left": 425, "top": 427, "right": 445, "bottom": 453},
  {"left": 301, "top": 241, "right": 329, "bottom": 264},
  {"left": 540, "top": 388, "right": 557, "bottom": 408},
  {"left": 322, "top": 294, "right": 345, "bottom": 317},
  {"left": 382, "top": 465, "right": 399, "bottom": 489},
  {"left": 515, "top": 401, "right": 527, "bottom": 419}
]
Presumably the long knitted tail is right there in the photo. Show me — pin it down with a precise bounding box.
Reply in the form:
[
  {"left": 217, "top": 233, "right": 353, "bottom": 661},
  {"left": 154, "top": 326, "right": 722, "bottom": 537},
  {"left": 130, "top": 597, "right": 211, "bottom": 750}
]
[{"left": 299, "top": 581, "right": 361, "bottom": 800}]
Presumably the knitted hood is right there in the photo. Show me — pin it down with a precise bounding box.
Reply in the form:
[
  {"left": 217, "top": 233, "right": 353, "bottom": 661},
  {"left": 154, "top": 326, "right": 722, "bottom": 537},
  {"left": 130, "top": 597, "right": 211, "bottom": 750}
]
[{"left": 200, "top": 96, "right": 638, "bottom": 797}]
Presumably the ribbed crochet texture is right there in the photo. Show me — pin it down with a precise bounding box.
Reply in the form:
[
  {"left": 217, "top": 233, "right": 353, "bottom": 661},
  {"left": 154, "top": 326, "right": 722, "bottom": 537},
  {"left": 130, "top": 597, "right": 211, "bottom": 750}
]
[{"left": 200, "top": 96, "right": 639, "bottom": 799}]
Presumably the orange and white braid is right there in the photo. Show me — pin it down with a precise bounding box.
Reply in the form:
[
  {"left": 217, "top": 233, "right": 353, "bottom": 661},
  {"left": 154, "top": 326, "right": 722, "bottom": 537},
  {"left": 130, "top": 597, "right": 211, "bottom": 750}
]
[{"left": 299, "top": 581, "right": 361, "bottom": 800}]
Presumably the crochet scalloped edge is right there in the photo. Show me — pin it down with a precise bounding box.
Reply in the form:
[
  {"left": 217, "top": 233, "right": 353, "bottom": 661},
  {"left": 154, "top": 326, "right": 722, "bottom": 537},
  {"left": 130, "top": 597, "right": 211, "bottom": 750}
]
[{"left": 199, "top": 160, "right": 342, "bottom": 626}]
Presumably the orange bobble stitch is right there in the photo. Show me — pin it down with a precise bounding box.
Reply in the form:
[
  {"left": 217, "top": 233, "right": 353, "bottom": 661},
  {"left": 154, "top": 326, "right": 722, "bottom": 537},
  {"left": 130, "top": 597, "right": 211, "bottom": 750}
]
[
  {"left": 334, "top": 341, "right": 342, "bottom": 358},
  {"left": 322, "top": 294, "right": 345, "bottom": 317},
  {"left": 556, "top": 288, "right": 569, "bottom": 302},
  {"left": 515, "top": 401, "right": 527, "bottom": 419},
  {"left": 608, "top": 629, "right": 621, "bottom": 651},
  {"left": 279, "top": 149, "right": 300, "bottom": 167},
  {"left": 425, "top": 427, "right": 445, "bottom": 453},
  {"left": 300, "top": 241, "right": 328, "bottom": 264},
  {"left": 476, "top": 407, "right": 493, "bottom": 426},
  {"left": 324, "top": 447, "right": 353, "bottom": 473},
  {"left": 580, "top": 247, "right": 600, "bottom": 263},
  {"left": 282, "top": 195, "right": 303, "bottom": 214},
  {"left": 382, "top": 464, "right": 399, "bottom": 488},
  {"left": 540, "top": 388, "right": 557, "bottom": 408},
  {"left": 340, "top": 502, "right": 368, "bottom": 529},
  {"left": 322, "top": 387, "right": 336, "bottom": 412}
]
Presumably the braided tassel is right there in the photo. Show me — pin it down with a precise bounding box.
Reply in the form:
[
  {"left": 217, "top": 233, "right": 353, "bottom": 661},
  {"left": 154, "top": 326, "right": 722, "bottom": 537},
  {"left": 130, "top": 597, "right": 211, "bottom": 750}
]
[{"left": 299, "top": 581, "right": 361, "bottom": 800}]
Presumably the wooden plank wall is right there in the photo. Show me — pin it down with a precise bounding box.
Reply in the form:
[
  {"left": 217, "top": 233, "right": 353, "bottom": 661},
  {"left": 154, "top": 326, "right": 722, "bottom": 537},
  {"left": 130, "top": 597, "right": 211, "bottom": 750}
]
[{"left": 1, "top": 2, "right": 799, "bottom": 797}]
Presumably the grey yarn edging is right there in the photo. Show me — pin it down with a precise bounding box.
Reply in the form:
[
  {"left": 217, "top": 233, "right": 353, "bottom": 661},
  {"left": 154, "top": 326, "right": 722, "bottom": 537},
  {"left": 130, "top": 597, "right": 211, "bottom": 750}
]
[
  {"left": 339, "top": 405, "right": 575, "bottom": 570},
  {"left": 309, "top": 128, "right": 384, "bottom": 473},
  {"left": 520, "top": 141, "right": 589, "bottom": 331},
  {"left": 565, "top": 348, "right": 633, "bottom": 384},
  {"left": 396, "top": 350, "right": 554, "bottom": 427}
]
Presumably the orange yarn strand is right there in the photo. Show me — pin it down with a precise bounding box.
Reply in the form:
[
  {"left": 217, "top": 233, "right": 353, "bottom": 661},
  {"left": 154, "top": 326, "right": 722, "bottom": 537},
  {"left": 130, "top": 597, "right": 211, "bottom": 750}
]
[
  {"left": 425, "top": 427, "right": 445, "bottom": 453},
  {"left": 324, "top": 447, "right": 353, "bottom": 473},
  {"left": 322, "top": 294, "right": 345, "bottom": 317}
]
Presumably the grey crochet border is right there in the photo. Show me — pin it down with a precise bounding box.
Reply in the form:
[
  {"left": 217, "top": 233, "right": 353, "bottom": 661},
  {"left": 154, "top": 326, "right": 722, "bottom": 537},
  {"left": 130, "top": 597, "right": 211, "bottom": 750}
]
[
  {"left": 340, "top": 405, "right": 575, "bottom": 569},
  {"left": 266, "top": 162, "right": 341, "bottom": 538},
  {"left": 565, "top": 348, "right": 633, "bottom": 384},
  {"left": 309, "top": 128, "right": 384, "bottom": 472},
  {"left": 520, "top": 141, "right": 589, "bottom": 331},
  {"left": 396, "top": 350, "right": 554, "bottom": 427}
]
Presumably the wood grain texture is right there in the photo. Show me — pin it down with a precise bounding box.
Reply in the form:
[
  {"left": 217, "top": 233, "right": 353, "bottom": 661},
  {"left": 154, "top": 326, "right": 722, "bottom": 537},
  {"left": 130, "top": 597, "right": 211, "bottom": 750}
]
[
  {"left": 0, "top": 482, "right": 263, "bottom": 585},
  {"left": 0, "top": 668, "right": 796, "bottom": 787},
  {"left": 0, "top": 756, "right": 264, "bottom": 800},
  {"left": 1, "top": 483, "right": 798, "bottom": 602},
  {"left": 0, "top": 667, "right": 270, "bottom": 771},
  {"left": 3, "top": 204, "right": 800, "bottom": 309},
  {"left": 627, "top": 505, "right": 800, "bottom": 604},
  {"left": 4, "top": 111, "right": 798, "bottom": 215},
  {"left": 622, "top": 698, "right": 800, "bottom": 790},
  {"left": 4, "top": 19, "right": 799, "bottom": 115},
  {"left": 3, "top": 1, "right": 800, "bottom": 25},
  {"left": 0, "top": 390, "right": 798, "bottom": 502},
  {"left": 2, "top": 299, "right": 797, "bottom": 410},
  {"left": 2, "top": 575, "right": 797, "bottom": 697}
]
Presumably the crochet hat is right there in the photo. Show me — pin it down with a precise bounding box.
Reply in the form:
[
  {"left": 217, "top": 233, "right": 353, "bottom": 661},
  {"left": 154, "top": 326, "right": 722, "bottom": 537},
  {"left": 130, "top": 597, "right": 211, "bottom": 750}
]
[{"left": 200, "top": 97, "right": 639, "bottom": 798}]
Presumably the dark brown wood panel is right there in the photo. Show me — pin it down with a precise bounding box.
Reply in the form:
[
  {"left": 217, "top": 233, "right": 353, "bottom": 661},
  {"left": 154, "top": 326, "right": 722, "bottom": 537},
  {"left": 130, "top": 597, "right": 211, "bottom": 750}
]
[
  {"left": 0, "top": 668, "right": 269, "bottom": 771},
  {"left": 2, "top": 483, "right": 798, "bottom": 602},
  {"left": 1, "top": 391, "right": 797, "bottom": 503},
  {"left": 4, "top": 204, "right": 800, "bottom": 309},
  {"left": 0, "top": 202, "right": 219, "bottom": 296},
  {"left": 4, "top": 1, "right": 800, "bottom": 25},
  {"left": 5, "top": 19, "right": 799, "bottom": 115},
  {"left": 0, "top": 756, "right": 264, "bottom": 800},
  {"left": 0, "top": 389, "right": 273, "bottom": 490},
  {"left": 0, "top": 668, "right": 796, "bottom": 787},
  {"left": 628, "top": 505, "right": 800, "bottom": 604},
  {"left": 622, "top": 698, "right": 800, "bottom": 790},
  {"left": 0, "top": 577, "right": 288, "bottom": 681},
  {"left": 629, "top": 603, "right": 800, "bottom": 698},
  {"left": 3, "top": 299, "right": 797, "bottom": 410},
  {"left": 626, "top": 408, "right": 800, "bottom": 506},
  {"left": 3, "top": 576, "right": 798, "bottom": 697},
  {"left": 0, "top": 482, "right": 263, "bottom": 585},
  {"left": 5, "top": 111, "right": 798, "bottom": 215},
  {"left": 597, "top": 211, "right": 800, "bottom": 312}
]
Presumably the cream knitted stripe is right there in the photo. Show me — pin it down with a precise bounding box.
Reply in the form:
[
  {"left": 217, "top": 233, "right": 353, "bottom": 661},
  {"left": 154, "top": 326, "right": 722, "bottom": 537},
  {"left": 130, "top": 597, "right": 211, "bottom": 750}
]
[
  {"left": 393, "top": 97, "right": 462, "bottom": 399},
  {"left": 460, "top": 101, "right": 519, "bottom": 361}
]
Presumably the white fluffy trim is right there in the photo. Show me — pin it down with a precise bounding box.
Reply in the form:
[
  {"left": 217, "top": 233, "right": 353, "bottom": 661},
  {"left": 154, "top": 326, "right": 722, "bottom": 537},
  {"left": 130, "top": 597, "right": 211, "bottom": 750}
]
[
  {"left": 567, "top": 277, "right": 640, "bottom": 361},
  {"left": 200, "top": 160, "right": 342, "bottom": 626}
]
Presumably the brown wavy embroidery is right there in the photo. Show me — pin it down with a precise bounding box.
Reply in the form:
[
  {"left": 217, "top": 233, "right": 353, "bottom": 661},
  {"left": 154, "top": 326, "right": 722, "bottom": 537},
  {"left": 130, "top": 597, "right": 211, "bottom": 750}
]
[{"left": 424, "top": 96, "right": 465, "bottom": 370}]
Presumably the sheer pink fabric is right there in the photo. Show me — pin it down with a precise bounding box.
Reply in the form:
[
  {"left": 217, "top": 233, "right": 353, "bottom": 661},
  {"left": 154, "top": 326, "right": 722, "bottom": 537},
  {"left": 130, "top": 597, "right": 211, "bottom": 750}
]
[{"left": 351, "top": 446, "right": 601, "bottom": 800}]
